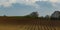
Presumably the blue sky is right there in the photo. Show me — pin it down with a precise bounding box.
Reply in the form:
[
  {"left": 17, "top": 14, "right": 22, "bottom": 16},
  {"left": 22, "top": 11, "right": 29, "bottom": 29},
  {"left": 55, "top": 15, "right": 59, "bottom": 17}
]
[{"left": 0, "top": 0, "right": 60, "bottom": 16}]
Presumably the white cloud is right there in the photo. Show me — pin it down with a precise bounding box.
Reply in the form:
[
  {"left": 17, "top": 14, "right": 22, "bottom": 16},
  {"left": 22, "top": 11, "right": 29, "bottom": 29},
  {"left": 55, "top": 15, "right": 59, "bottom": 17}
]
[
  {"left": 16, "top": 0, "right": 40, "bottom": 9},
  {"left": 49, "top": 0, "right": 58, "bottom": 3},
  {"left": 40, "top": 0, "right": 48, "bottom": 1},
  {"left": 9, "top": 0, "right": 16, "bottom": 3},
  {"left": 16, "top": 0, "right": 37, "bottom": 4},
  {"left": 0, "top": 0, "right": 38, "bottom": 7},
  {"left": 1, "top": 2, "right": 11, "bottom": 7},
  {"left": 0, "top": 0, "right": 16, "bottom": 7},
  {"left": 39, "top": 0, "right": 60, "bottom": 3},
  {"left": 0, "top": 0, "right": 60, "bottom": 8},
  {"left": 0, "top": 0, "right": 40, "bottom": 8}
]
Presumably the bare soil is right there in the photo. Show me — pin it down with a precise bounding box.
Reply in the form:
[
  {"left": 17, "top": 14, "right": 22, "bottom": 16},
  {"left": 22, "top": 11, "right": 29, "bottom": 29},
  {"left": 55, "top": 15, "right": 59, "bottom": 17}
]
[{"left": 0, "top": 17, "right": 60, "bottom": 30}]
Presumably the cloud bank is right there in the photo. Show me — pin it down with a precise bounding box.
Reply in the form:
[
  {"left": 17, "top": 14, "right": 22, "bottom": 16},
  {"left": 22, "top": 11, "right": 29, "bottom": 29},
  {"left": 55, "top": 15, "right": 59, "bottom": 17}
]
[
  {"left": 0, "top": 0, "right": 60, "bottom": 7},
  {"left": 0, "top": 0, "right": 60, "bottom": 16}
]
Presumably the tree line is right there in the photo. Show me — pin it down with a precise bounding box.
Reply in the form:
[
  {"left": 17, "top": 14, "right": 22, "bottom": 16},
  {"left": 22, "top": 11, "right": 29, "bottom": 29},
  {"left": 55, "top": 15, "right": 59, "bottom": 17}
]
[
  {"left": 24, "top": 11, "right": 60, "bottom": 20},
  {"left": 3, "top": 11, "right": 60, "bottom": 20}
]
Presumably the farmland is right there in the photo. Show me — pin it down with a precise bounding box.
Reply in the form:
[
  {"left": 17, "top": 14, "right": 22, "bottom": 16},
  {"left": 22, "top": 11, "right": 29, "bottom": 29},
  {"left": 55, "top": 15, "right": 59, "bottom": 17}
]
[{"left": 0, "top": 17, "right": 60, "bottom": 30}]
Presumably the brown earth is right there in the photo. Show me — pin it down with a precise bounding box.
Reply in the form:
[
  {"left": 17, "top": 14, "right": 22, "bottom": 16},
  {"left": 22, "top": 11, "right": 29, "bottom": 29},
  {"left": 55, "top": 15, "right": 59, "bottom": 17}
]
[
  {"left": 0, "top": 17, "right": 60, "bottom": 27},
  {"left": 0, "top": 17, "right": 60, "bottom": 30}
]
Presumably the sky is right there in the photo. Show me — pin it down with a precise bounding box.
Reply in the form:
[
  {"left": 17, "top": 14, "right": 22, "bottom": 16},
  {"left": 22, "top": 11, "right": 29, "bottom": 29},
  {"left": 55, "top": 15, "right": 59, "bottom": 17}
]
[{"left": 0, "top": 0, "right": 60, "bottom": 16}]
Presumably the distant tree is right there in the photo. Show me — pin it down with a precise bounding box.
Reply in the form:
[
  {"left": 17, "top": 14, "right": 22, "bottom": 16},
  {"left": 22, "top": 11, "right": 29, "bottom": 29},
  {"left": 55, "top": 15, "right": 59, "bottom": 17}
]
[
  {"left": 39, "top": 16, "right": 44, "bottom": 19},
  {"left": 25, "top": 11, "right": 39, "bottom": 18},
  {"left": 45, "top": 15, "right": 50, "bottom": 20},
  {"left": 3, "top": 15, "right": 7, "bottom": 17},
  {"left": 24, "top": 15, "right": 31, "bottom": 18},
  {"left": 58, "top": 16, "right": 60, "bottom": 20},
  {"left": 29, "top": 12, "right": 39, "bottom": 17}
]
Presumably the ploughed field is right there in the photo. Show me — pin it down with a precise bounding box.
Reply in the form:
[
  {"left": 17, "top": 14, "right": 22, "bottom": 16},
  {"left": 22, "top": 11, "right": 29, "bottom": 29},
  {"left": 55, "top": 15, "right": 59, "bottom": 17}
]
[{"left": 0, "top": 17, "right": 60, "bottom": 30}]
